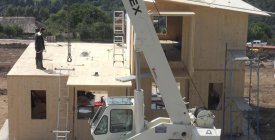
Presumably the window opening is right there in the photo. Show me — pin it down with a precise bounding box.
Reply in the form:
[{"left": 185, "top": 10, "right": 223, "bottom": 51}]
[
  {"left": 77, "top": 90, "right": 95, "bottom": 119},
  {"left": 153, "top": 16, "right": 167, "bottom": 35},
  {"left": 208, "top": 83, "right": 223, "bottom": 110},
  {"left": 31, "top": 90, "right": 46, "bottom": 119}
]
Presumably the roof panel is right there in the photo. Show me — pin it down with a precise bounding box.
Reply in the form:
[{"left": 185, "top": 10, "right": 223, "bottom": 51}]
[
  {"left": 145, "top": 0, "right": 269, "bottom": 16},
  {"left": 8, "top": 42, "right": 132, "bottom": 87}
]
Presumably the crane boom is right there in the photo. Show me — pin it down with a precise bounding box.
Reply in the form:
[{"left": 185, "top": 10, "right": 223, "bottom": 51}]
[
  {"left": 121, "top": 0, "right": 191, "bottom": 124},
  {"left": 90, "top": 1, "right": 221, "bottom": 139}
]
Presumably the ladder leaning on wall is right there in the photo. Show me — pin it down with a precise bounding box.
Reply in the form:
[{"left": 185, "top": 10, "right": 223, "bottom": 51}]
[
  {"left": 113, "top": 11, "right": 125, "bottom": 65},
  {"left": 52, "top": 68, "right": 74, "bottom": 140}
]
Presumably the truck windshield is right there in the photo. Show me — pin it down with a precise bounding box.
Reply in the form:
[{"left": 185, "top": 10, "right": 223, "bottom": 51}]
[{"left": 91, "top": 106, "right": 106, "bottom": 128}]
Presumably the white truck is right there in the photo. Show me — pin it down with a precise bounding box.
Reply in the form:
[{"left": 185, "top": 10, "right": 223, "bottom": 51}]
[
  {"left": 246, "top": 40, "right": 267, "bottom": 47},
  {"left": 89, "top": 0, "right": 221, "bottom": 139}
]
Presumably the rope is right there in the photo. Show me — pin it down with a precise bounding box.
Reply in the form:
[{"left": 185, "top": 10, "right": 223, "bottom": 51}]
[
  {"left": 67, "top": 44, "right": 72, "bottom": 62},
  {"left": 66, "top": 0, "right": 72, "bottom": 62},
  {"left": 152, "top": 0, "right": 161, "bottom": 32},
  {"left": 152, "top": 0, "right": 160, "bottom": 16}
]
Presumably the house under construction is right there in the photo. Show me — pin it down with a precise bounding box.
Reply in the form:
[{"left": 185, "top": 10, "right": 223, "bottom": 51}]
[{"left": 7, "top": 0, "right": 268, "bottom": 140}]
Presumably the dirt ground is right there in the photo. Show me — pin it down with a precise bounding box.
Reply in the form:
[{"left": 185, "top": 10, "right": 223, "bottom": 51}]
[
  {"left": 0, "top": 42, "right": 275, "bottom": 139},
  {"left": 244, "top": 61, "right": 275, "bottom": 140},
  {"left": 0, "top": 44, "right": 27, "bottom": 128}
]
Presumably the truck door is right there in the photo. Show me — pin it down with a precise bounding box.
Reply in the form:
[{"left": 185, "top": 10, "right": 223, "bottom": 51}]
[{"left": 91, "top": 108, "right": 134, "bottom": 140}]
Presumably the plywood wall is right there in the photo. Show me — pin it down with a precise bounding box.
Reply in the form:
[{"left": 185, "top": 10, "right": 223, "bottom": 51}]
[
  {"left": 8, "top": 75, "right": 130, "bottom": 140},
  {"left": 143, "top": 1, "right": 249, "bottom": 134},
  {"left": 8, "top": 76, "right": 68, "bottom": 140},
  {"left": 146, "top": 1, "right": 248, "bottom": 70}
]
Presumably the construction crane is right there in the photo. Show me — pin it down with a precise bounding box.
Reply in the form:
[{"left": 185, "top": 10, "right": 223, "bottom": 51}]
[{"left": 89, "top": 0, "right": 221, "bottom": 139}]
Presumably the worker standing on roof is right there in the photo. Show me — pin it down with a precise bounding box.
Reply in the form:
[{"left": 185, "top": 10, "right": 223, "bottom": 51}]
[{"left": 35, "top": 27, "right": 46, "bottom": 70}]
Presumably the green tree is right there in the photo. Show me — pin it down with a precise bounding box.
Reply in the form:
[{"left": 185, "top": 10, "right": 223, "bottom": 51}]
[
  {"left": 92, "top": 22, "right": 112, "bottom": 41},
  {"left": 38, "top": 7, "right": 50, "bottom": 21},
  {"left": 25, "top": 0, "right": 34, "bottom": 5},
  {"left": 68, "top": 4, "right": 109, "bottom": 29},
  {"left": 6, "top": 6, "right": 16, "bottom": 16},
  {"left": 45, "top": 9, "right": 68, "bottom": 35},
  {"left": 78, "top": 22, "right": 93, "bottom": 41},
  {"left": 16, "top": 6, "right": 24, "bottom": 16},
  {"left": 46, "top": 3, "right": 113, "bottom": 42},
  {"left": 4, "top": 25, "right": 17, "bottom": 38},
  {"left": 24, "top": 6, "right": 34, "bottom": 16},
  {"left": 13, "top": 25, "right": 23, "bottom": 36},
  {"left": 248, "top": 21, "right": 272, "bottom": 42},
  {"left": 0, "top": 24, "right": 3, "bottom": 32},
  {"left": 2, "top": 24, "right": 23, "bottom": 38}
]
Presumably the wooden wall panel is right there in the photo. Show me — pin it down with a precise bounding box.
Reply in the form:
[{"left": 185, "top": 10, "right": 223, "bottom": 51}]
[
  {"left": 146, "top": 1, "right": 248, "bottom": 70},
  {"left": 188, "top": 70, "right": 245, "bottom": 133},
  {"left": 8, "top": 1, "right": 251, "bottom": 138},
  {"left": 192, "top": 7, "right": 248, "bottom": 69},
  {"left": 144, "top": 1, "right": 248, "bottom": 133},
  {"left": 8, "top": 76, "right": 68, "bottom": 140},
  {"left": 8, "top": 75, "right": 130, "bottom": 140}
]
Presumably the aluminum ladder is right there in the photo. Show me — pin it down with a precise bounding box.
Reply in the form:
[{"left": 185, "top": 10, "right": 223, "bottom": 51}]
[
  {"left": 113, "top": 11, "right": 125, "bottom": 65},
  {"left": 52, "top": 68, "right": 74, "bottom": 140}
]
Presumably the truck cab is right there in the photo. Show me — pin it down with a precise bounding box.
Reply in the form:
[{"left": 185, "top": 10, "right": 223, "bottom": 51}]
[{"left": 90, "top": 97, "right": 135, "bottom": 140}]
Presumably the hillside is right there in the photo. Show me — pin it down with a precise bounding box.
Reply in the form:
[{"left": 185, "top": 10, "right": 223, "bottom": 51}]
[
  {"left": 0, "top": 0, "right": 274, "bottom": 43},
  {"left": 0, "top": 0, "right": 124, "bottom": 42},
  {"left": 245, "top": 0, "right": 275, "bottom": 33}
]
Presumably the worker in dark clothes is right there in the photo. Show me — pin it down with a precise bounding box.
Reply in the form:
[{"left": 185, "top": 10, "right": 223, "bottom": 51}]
[{"left": 35, "top": 28, "right": 46, "bottom": 70}]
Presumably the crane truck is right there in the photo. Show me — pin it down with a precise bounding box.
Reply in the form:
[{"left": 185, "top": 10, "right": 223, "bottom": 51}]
[{"left": 89, "top": 0, "right": 221, "bottom": 139}]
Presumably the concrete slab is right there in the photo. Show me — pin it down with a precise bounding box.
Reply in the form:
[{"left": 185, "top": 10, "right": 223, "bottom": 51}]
[{"left": 0, "top": 119, "right": 8, "bottom": 140}]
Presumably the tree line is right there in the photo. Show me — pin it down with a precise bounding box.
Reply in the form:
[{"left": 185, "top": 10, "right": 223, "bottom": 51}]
[
  {"left": 0, "top": 0, "right": 274, "bottom": 44},
  {"left": 0, "top": 24, "right": 23, "bottom": 38},
  {"left": 248, "top": 21, "right": 275, "bottom": 44},
  {"left": 0, "top": 0, "right": 124, "bottom": 42},
  {"left": 245, "top": 0, "right": 275, "bottom": 44}
]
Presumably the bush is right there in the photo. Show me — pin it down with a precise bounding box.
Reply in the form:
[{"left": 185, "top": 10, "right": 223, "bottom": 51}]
[
  {"left": 0, "top": 33, "right": 8, "bottom": 39},
  {"left": 248, "top": 21, "right": 272, "bottom": 42},
  {"left": 4, "top": 25, "right": 17, "bottom": 38},
  {"left": 93, "top": 22, "right": 112, "bottom": 42},
  {"left": 0, "top": 24, "right": 3, "bottom": 32},
  {"left": 14, "top": 25, "right": 23, "bottom": 36},
  {"left": 77, "top": 22, "right": 113, "bottom": 42},
  {"left": 2, "top": 25, "right": 24, "bottom": 38},
  {"left": 46, "top": 3, "right": 113, "bottom": 42}
]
